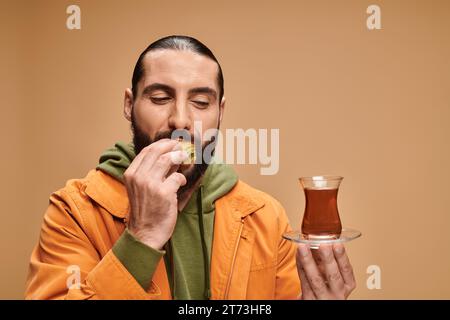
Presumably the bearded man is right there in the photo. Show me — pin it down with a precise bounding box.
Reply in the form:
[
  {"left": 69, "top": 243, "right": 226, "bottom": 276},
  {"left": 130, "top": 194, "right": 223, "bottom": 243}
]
[{"left": 25, "top": 35, "right": 356, "bottom": 300}]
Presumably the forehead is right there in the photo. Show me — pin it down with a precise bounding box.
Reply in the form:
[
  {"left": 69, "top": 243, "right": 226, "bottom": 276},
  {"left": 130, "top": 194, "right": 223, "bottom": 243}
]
[{"left": 140, "top": 49, "right": 219, "bottom": 91}]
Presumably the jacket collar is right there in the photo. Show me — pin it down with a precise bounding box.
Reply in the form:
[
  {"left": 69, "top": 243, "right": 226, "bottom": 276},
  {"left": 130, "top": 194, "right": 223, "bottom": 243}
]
[
  {"left": 84, "top": 170, "right": 129, "bottom": 218},
  {"left": 84, "top": 169, "right": 265, "bottom": 220},
  {"left": 220, "top": 180, "right": 265, "bottom": 218}
]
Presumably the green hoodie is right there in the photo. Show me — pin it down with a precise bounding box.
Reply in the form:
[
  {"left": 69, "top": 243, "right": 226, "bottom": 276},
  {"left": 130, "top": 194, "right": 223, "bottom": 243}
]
[{"left": 97, "top": 141, "right": 238, "bottom": 299}]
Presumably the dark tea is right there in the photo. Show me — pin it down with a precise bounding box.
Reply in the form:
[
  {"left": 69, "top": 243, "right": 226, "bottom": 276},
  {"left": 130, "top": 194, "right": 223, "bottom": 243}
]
[
  {"left": 299, "top": 176, "right": 343, "bottom": 239},
  {"left": 301, "top": 188, "right": 342, "bottom": 238}
]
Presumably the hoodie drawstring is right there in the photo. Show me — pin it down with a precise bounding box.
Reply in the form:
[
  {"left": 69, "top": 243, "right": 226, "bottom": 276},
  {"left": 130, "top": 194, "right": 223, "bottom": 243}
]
[{"left": 197, "top": 185, "right": 211, "bottom": 300}]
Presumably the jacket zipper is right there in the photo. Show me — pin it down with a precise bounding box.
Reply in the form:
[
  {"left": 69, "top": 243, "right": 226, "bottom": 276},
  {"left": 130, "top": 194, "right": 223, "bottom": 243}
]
[{"left": 224, "top": 220, "right": 244, "bottom": 299}]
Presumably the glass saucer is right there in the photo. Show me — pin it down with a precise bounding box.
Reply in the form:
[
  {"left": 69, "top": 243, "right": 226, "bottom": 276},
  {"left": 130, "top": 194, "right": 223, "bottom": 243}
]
[{"left": 282, "top": 228, "right": 362, "bottom": 249}]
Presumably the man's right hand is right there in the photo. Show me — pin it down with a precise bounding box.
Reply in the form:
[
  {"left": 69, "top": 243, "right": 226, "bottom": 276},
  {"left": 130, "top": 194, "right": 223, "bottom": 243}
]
[{"left": 123, "top": 139, "right": 188, "bottom": 250}]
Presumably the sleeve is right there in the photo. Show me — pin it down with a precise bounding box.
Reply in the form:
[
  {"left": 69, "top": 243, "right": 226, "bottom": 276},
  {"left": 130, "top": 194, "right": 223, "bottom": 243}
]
[
  {"left": 274, "top": 204, "right": 302, "bottom": 300},
  {"left": 24, "top": 191, "right": 165, "bottom": 300},
  {"left": 112, "top": 228, "right": 165, "bottom": 290}
]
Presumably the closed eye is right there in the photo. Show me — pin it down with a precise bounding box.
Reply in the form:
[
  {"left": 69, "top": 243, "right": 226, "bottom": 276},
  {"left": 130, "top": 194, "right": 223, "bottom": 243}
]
[
  {"left": 151, "top": 97, "right": 172, "bottom": 104},
  {"left": 192, "top": 101, "right": 209, "bottom": 107}
]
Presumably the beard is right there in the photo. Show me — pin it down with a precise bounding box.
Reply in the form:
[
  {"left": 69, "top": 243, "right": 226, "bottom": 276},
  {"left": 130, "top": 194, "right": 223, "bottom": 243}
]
[{"left": 131, "top": 112, "right": 217, "bottom": 199}]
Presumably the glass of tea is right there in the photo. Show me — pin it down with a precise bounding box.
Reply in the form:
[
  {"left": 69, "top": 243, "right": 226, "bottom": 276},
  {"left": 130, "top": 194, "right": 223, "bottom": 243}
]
[
  {"left": 282, "top": 175, "right": 361, "bottom": 247},
  {"left": 300, "top": 176, "right": 343, "bottom": 240}
]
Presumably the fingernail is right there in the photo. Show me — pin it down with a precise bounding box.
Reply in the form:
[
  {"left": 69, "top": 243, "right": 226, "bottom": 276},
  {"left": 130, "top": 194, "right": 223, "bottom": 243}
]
[
  {"left": 181, "top": 149, "right": 189, "bottom": 158},
  {"left": 170, "top": 150, "right": 188, "bottom": 164},
  {"left": 334, "top": 243, "right": 344, "bottom": 254},
  {"left": 299, "top": 244, "right": 309, "bottom": 257}
]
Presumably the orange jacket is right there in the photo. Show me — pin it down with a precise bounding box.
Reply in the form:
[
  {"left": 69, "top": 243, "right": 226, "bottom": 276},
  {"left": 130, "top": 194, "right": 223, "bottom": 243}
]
[{"left": 25, "top": 169, "right": 301, "bottom": 299}]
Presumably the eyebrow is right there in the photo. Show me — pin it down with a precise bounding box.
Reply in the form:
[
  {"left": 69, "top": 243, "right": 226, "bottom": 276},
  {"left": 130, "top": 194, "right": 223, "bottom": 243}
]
[
  {"left": 141, "top": 83, "right": 217, "bottom": 101},
  {"left": 188, "top": 87, "right": 217, "bottom": 101}
]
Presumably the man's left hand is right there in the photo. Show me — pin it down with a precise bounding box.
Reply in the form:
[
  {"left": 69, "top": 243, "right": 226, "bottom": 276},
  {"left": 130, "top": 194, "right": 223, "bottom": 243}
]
[{"left": 296, "top": 243, "right": 356, "bottom": 300}]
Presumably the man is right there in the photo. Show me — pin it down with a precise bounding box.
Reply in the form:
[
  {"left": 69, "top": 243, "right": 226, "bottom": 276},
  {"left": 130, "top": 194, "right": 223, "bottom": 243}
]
[{"left": 25, "top": 35, "right": 356, "bottom": 300}]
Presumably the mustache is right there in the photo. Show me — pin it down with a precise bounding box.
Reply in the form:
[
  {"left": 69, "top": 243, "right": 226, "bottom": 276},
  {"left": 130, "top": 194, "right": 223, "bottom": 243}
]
[
  {"left": 154, "top": 130, "right": 173, "bottom": 141},
  {"left": 154, "top": 129, "right": 196, "bottom": 143}
]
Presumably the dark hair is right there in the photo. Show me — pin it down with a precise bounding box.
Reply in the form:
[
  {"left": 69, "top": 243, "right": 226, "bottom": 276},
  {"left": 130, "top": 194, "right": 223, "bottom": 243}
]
[{"left": 131, "top": 35, "right": 224, "bottom": 103}]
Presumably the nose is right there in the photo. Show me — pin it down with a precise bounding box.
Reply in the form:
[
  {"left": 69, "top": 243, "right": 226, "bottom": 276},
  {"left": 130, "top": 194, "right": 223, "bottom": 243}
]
[{"left": 168, "top": 98, "right": 192, "bottom": 131}]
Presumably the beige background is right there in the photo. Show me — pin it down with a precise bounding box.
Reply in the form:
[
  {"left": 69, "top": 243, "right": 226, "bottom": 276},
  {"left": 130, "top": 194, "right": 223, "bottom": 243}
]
[{"left": 1, "top": 0, "right": 449, "bottom": 299}]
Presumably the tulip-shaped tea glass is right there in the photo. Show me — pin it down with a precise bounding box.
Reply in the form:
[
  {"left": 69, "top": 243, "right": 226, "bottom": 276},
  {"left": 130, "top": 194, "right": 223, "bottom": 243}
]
[{"left": 283, "top": 176, "right": 361, "bottom": 248}]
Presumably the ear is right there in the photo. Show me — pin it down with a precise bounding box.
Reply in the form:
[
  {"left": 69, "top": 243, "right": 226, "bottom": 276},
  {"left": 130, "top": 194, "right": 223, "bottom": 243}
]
[
  {"left": 218, "top": 96, "right": 225, "bottom": 126},
  {"left": 123, "top": 88, "right": 134, "bottom": 122}
]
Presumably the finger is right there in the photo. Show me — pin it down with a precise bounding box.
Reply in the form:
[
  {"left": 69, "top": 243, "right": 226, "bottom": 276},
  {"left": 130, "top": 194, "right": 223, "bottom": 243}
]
[
  {"left": 132, "top": 139, "right": 179, "bottom": 175},
  {"left": 333, "top": 243, "right": 356, "bottom": 289},
  {"left": 163, "top": 172, "right": 187, "bottom": 193},
  {"left": 297, "top": 243, "right": 329, "bottom": 299},
  {"left": 126, "top": 138, "right": 175, "bottom": 176},
  {"left": 311, "top": 249, "right": 326, "bottom": 277},
  {"left": 161, "top": 143, "right": 184, "bottom": 178},
  {"left": 298, "top": 266, "right": 316, "bottom": 300},
  {"left": 150, "top": 150, "right": 188, "bottom": 181},
  {"left": 166, "top": 163, "right": 179, "bottom": 178},
  {"left": 296, "top": 248, "right": 316, "bottom": 300},
  {"left": 317, "top": 244, "right": 345, "bottom": 295}
]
